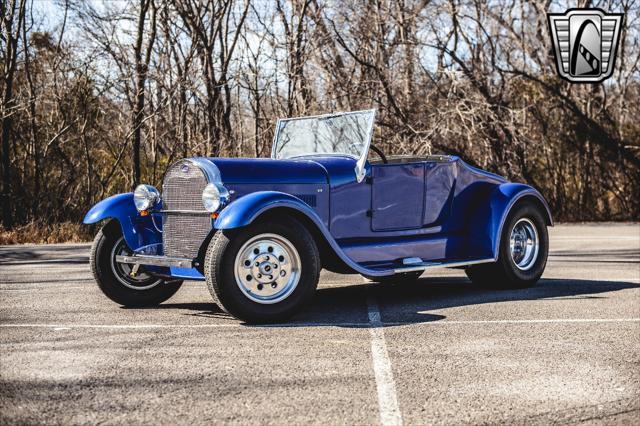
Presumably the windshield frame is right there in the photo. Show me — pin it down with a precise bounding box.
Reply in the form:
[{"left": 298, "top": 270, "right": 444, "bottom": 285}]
[{"left": 270, "top": 109, "right": 376, "bottom": 182}]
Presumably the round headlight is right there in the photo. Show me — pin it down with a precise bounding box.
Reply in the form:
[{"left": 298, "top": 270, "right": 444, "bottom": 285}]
[
  {"left": 133, "top": 184, "right": 160, "bottom": 212},
  {"left": 202, "top": 183, "right": 229, "bottom": 213}
]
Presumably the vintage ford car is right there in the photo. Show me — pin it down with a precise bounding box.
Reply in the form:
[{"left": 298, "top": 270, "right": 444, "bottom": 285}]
[{"left": 85, "top": 110, "right": 552, "bottom": 323}]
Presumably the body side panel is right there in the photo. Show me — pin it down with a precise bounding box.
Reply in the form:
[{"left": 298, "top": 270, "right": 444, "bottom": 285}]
[
  {"left": 340, "top": 235, "right": 464, "bottom": 264},
  {"left": 371, "top": 163, "right": 425, "bottom": 231},
  {"left": 423, "top": 161, "right": 456, "bottom": 226},
  {"left": 213, "top": 191, "right": 394, "bottom": 277},
  {"left": 329, "top": 157, "right": 505, "bottom": 240},
  {"left": 225, "top": 183, "right": 329, "bottom": 226}
]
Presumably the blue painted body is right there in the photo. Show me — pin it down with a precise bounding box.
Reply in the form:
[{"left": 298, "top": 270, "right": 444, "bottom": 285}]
[
  {"left": 84, "top": 193, "right": 163, "bottom": 251},
  {"left": 85, "top": 155, "right": 552, "bottom": 280}
]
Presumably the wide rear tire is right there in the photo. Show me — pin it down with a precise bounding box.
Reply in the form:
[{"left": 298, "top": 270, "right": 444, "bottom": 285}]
[
  {"left": 90, "top": 220, "right": 183, "bottom": 307},
  {"left": 204, "top": 218, "right": 320, "bottom": 323},
  {"left": 466, "top": 201, "right": 549, "bottom": 289}
]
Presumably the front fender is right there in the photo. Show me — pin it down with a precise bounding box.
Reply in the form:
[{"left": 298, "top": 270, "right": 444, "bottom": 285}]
[
  {"left": 214, "top": 191, "right": 323, "bottom": 230},
  {"left": 467, "top": 183, "right": 553, "bottom": 259},
  {"left": 84, "top": 193, "right": 161, "bottom": 251},
  {"left": 214, "top": 191, "right": 394, "bottom": 277},
  {"left": 84, "top": 193, "right": 137, "bottom": 225}
]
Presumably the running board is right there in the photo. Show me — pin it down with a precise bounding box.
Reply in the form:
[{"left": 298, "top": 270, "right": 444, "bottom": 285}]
[
  {"left": 393, "top": 258, "right": 495, "bottom": 273},
  {"left": 115, "top": 254, "right": 494, "bottom": 277},
  {"left": 115, "top": 254, "right": 193, "bottom": 269}
]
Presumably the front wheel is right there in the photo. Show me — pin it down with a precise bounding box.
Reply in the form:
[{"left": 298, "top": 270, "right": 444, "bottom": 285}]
[
  {"left": 204, "top": 218, "right": 320, "bottom": 323},
  {"left": 466, "top": 201, "right": 549, "bottom": 289},
  {"left": 90, "top": 220, "right": 183, "bottom": 306}
]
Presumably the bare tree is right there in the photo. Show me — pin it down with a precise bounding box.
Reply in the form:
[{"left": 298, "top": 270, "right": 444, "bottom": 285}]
[
  {"left": 176, "top": 0, "right": 249, "bottom": 156},
  {"left": 0, "top": 0, "right": 26, "bottom": 229},
  {"left": 131, "top": 0, "right": 157, "bottom": 186},
  {"left": 1, "top": 0, "right": 639, "bottom": 237}
]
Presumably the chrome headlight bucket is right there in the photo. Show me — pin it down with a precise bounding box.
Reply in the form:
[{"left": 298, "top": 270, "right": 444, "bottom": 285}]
[
  {"left": 202, "top": 183, "right": 230, "bottom": 213},
  {"left": 133, "top": 184, "right": 161, "bottom": 212}
]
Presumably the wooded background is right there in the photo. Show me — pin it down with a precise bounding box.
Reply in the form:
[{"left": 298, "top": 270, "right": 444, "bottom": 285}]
[{"left": 1, "top": 0, "right": 639, "bottom": 237}]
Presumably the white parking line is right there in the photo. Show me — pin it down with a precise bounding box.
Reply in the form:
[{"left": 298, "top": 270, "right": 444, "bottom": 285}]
[
  {"left": 1, "top": 318, "right": 639, "bottom": 329},
  {"left": 411, "top": 317, "right": 640, "bottom": 324},
  {"left": 0, "top": 323, "right": 239, "bottom": 328},
  {"left": 540, "top": 277, "right": 640, "bottom": 282},
  {"left": 367, "top": 295, "right": 403, "bottom": 426},
  {"left": 551, "top": 236, "right": 640, "bottom": 241},
  {"left": 0, "top": 286, "right": 87, "bottom": 291}
]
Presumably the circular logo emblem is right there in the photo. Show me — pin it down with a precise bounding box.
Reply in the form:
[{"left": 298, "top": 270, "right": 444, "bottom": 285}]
[{"left": 180, "top": 164, "right": 189, "bottom": 173}]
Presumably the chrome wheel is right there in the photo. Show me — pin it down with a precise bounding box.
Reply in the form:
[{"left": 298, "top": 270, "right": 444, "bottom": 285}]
[
  {"left": 234, "top": 233, "right": 301, "bottom": 304},
  {"left": 110, "top": 237, "right": 161, "bottom": 290},
  {"left": 509, "top": 218, "right": 539, "bottom": 271}
]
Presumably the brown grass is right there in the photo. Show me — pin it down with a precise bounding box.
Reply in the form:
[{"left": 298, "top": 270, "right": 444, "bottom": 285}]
[{"left": 0, "top": 221, "right": 93, "bottom": 245}]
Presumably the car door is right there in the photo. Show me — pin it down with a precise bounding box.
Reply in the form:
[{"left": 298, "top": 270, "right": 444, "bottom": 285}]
[{"left": 371, "top": 163, "right": 425, "bottom": 231}]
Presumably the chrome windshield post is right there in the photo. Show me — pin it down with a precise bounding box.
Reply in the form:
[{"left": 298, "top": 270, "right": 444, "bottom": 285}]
[{"left": 355, "top": 109, "right": 376, "bottom": 182}]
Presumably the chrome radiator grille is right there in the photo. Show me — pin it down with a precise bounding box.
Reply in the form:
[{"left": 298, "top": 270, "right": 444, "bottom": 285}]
[{"left": 162, "top": 160, "right": 212, "bottom": 259}]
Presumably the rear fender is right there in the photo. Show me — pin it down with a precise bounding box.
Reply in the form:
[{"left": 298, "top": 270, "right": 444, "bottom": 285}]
[
  {"left": 466, "top": 183, "right": 553, "bottom": 259},
  {"left": 83, "top": 193, "right": 162, "bottom": 251},
  {"left": 214, "top": 191, "right": 394, "bottom": 277}
]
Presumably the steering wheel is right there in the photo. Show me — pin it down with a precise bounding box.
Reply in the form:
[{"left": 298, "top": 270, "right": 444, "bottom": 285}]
[{"left": 369, "top": 144, "right": 388, "bottom": 164}]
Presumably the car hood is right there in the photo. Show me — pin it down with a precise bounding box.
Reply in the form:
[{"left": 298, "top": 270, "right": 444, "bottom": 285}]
[{"left": 202, "top": 157, "right": 329, "bottom": 184}]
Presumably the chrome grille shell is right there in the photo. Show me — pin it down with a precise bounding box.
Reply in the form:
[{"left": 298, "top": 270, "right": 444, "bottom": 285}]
[{"left": 162, "top": 160, "right": 213, "bottom": 259}]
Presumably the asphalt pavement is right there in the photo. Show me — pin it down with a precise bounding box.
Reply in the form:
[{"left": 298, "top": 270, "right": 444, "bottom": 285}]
[{"left": 1, "top": 224, "right": 639, "bottom": 425}]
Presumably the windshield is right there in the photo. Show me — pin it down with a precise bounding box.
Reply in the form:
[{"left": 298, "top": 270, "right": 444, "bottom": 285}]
[{"left": 272, "top": 110, "right": 375, "bottom": 160}]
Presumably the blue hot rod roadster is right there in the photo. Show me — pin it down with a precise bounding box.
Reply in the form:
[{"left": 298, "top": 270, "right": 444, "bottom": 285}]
[{"left": 85, "top": 110, "right": 552, "bottom": 323}]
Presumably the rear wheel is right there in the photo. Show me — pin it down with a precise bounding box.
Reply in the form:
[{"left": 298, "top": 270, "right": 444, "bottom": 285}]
[
  {"left": 204, "top": 218, "right": 320, "bottom": 323},
  {"left": 466, "top": 201, "right": 548, "bottom": 289},
  {"left": 90, "top": 220, "right": 183, "bottom": 306}
]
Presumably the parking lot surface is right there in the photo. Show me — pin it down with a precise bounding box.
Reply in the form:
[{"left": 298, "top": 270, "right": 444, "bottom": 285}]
[{"left": 1, "top": 224, "right": 639, "bottom": 425}]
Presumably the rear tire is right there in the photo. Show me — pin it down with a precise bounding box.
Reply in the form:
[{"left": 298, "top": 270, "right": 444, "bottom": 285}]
[
  {"left": 90, "top": 220, "right": 183, "bottom": 307},
  {"left": 204, "top": 218, "right": 320, "bottom": 323},
  {"left": 466, "top": 201, "right": 548, "bottom": 289}
]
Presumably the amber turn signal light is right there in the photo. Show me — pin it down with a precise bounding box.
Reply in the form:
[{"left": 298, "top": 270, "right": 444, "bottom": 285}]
[{"left": 140, "top": 210, "right": 149, "bottom": 217}]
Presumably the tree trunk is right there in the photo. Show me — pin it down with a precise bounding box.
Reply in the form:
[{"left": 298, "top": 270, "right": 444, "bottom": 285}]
[
  {"left": 0, "top": 0, "right": 26, "bottom": 229},
  {"left": 131, "top": 0, "right": 156, "bottom": 188}
]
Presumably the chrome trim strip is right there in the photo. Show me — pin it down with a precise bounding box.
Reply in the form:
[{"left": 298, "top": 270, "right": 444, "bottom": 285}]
[
  {"left": 393, "top": 258, "right": 495, "bottom": 273},
  {"left": 115, "top": 255, "right": 193, "bottom": 269},
  {"left": 355, "top": 109, "right": 376, "bottom": 183},
  {"left": 186, "top": 158, "right": 222, "bottom": 183}
]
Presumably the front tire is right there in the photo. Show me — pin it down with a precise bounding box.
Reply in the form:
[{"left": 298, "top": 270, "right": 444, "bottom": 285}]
[
  {"left": 466, "top": 201, "right": 549, "bottom": 289},
  {"left": 90, "top": 220, "right": 183, "bottom": 306},
  {"left": 204, "top": 218, "right": 320, "bottom": 323}
]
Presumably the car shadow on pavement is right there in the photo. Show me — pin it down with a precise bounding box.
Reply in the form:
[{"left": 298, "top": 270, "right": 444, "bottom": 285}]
[
  {"left": 549, "top": 248, "right": 640, "bottom": 263},
  {"left": 287, "top": 277, "right": 640, "bottom": 327},
  {"left": 0, "top": 245, "right": 90, "bottom": 265},
  {"left": 148, "top": 277, "right": 640, "bottom": 327},
  {"left": 128, "top": 302, "right": 229, "bottom": 319}
]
